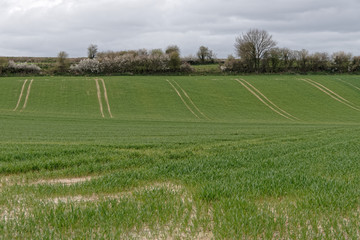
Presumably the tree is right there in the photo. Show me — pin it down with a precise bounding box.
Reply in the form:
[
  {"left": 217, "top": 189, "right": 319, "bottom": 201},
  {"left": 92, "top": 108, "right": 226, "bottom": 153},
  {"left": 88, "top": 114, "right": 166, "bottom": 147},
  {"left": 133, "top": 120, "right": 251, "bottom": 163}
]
[
  {"left": 266, "top": 48, "right": 282, "bottom": 72},
  {"left": 351, "top": 56, "right": 360, "bottom": 72},
  {"left": 0, "top": 57, "right": 7, "bottom": 74},
  {"left": 223, "top": 55, "right": 237, "bottom": 71},
  {"left": 56, "top": 51, "right": 69, "bottom": 73},
  {"left": 88, "top": 44, "right": 98, "bottom": 59},
  {"left": 150, "top": 49, "right": 164, "bottom": 57},
  {"left": 279, "top": 48, "right": 296, "bottom": 71},
  {"left": 197, "top": 46, "right": 215, "bottom": 64},
  {"left": 168, "top": 51, "right": 181, "bottom": 71},
  {"left": 331, "top": 51, "right": 352, "bottom": 73},
  {"left": 197, "top": 46, "right": 208, "bottom": 63},
  {"left": 308, "top": 52, "right": 329, "bottom": 72},
  {"left": 235, "top": 29, "right": 276, "bottom": 72},
  {"left": 165, "top": 45, "right": 180, "bottom": 55},
  {"left": 295, "top": 49, "right": 309, "bottom": 72},
  {"left": 136, "top": 49, "right": 148, "bottom": 57},
  {"left": 165, "top": 45, "right": 181, "bottom": 71}
]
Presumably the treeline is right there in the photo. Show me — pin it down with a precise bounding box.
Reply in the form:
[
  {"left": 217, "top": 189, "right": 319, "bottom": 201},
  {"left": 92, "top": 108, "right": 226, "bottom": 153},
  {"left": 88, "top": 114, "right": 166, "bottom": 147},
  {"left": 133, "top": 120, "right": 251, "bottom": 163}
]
[
  {"left": 0, "top": 44, "right": 220, "bottom": 75},
  {"left": 0, "top": 45, "right": 207, "bottom": 75},
  {"left": 0, "top": 56, "right": 75, "bottom": 75},
  {"left": 70, "top": 47, "right": 193, "bottom": 74},
  {"left": 223, "top": 29, "right": 360, "bottom": 74},
  {"left": 1, "top": 29, "right": 360, "bottom": 75},
  {"left": 223, "top": 48, "right": 360, "bottom": 74}
]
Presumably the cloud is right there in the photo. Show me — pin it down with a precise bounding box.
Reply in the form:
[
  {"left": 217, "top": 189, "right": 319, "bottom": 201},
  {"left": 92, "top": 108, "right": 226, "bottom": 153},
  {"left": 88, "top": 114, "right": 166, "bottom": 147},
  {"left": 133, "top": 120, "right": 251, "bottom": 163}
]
[{"left": 0, "top": 0, "right": 359, "bottom": 57}]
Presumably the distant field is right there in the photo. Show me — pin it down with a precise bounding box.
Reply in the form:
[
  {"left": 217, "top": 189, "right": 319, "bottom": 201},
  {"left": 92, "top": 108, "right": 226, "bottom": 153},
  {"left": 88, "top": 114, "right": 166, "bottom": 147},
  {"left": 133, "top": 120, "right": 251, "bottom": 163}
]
[
  {"left": 1, "top": 75, "right": 360, "bottom": 238},
  {"left": 192, "top": 64, "right": 221, "bottom": 73}
]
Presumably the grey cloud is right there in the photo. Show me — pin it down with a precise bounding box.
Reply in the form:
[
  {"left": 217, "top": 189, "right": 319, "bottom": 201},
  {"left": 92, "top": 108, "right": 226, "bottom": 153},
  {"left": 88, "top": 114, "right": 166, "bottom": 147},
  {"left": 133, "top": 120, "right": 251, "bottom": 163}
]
[{"left": 0, "top": 0, "right": 359, "bottom": 57}]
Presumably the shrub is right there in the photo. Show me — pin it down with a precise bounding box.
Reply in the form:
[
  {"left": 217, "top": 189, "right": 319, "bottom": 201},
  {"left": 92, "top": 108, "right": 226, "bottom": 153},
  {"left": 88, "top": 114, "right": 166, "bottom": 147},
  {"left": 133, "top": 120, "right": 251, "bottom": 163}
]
[
  {"left": 56, "top": 51, "right": 69, "bottom": 73},
  {"left": 180, "top": 62, "right": 194, "bottom": 73},
  {"left": 70, "top": 59, "right": 101, "bottom": 74},
  {"left": 7, "top": 60, "right": 41, "bottom": 74},
  {"left": 0, "top": 57, "right": 8, "bottom": 74},
  {"left": 70, "top": 48, "right": 185, "bottom": 75},
  {"left": 168, "top": 52, "right": 181, "bottom": 71},
  {"left": 221, "top": 56, "right": 252, "bottom": 73},
  {"left": 97, "top": 50, "right": 171, "bottom": 74},
  {"left": 351, "top": 56, "right": 360, "bottom": 72}
]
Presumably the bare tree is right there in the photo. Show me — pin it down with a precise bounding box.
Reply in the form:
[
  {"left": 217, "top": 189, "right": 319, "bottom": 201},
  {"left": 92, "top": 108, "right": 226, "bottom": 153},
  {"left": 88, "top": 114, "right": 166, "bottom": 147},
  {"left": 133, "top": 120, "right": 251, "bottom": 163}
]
[
  {"left": 235, "top": 29, "right": 276, "bottom": 72},
  {"left": 88, "top": 44, "right": 98, "bottom": 59}
]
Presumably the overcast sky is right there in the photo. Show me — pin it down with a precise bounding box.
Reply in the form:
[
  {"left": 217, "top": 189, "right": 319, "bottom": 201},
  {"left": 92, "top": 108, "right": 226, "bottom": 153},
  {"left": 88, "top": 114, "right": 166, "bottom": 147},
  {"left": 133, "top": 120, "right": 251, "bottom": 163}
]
[{"left": 1, "top": 0, "right": 359, "bottom": 58}]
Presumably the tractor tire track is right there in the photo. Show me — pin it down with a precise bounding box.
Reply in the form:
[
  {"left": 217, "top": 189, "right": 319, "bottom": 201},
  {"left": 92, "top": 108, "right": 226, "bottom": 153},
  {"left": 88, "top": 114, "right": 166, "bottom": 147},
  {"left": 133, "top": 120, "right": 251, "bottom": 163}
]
[
  {"left": 336, "top": 78, "right": 360, "bottom": 91},
  {"left": 172, "top": 80, "right": 210, "bottom": 120},
  {"left": 166, "top": 80, "right": 200, "bottom": 119},
  {"left": 95, "top": 78, "right": 105, "bottom": 118},
  {"left": 20, "top": 79, "right": 33, "bottom": 112},
  {"left": 239, "top": 78, "right": 299, "bottom": 120},
  {"left": 13, "top": 79, "right": 28, "bottom": 111},
  {"left": 100, "top": 78, "right": 113, "bottom": 118},
  {"left": 306, "top": 78, "right": 352, "bottom": 104},
  {"left": 235, "top": 79, "right": 294, "bottom": 120},
  {"left": 300, "top": 79, "right": 360, "bottom": 112}
]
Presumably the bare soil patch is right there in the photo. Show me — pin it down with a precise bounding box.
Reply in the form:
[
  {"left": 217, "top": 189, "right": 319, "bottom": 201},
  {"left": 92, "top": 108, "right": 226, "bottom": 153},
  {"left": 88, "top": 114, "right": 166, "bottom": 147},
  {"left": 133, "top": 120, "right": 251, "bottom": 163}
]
[
  {"left": 48, "top": 182, "right": 185, "bottom": 204},
  {"left": 33, "top": 176, "right": 94, "bottom": 186}
]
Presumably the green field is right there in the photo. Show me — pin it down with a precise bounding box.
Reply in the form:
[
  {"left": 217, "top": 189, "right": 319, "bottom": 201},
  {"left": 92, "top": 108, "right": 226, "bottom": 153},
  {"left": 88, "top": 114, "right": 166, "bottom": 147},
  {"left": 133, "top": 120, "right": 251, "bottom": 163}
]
[
  {"left": 1, "top": 75, "right": 360, "bottom": 239},
  {"left": 192, "top": 64, "right": 221, "bottom": 74}
]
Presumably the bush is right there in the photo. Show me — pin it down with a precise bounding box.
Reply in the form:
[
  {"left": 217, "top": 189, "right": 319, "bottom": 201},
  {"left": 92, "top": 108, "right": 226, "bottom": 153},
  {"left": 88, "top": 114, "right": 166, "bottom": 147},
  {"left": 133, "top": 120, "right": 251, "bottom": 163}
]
[
  {"left": 168, "top": 52, "right": 181, "bottom": 71},
  {"left": 351, "top": 56, "right": 360, "bottom": 72},
  {"left": 94, "top": 49, "right": 175, "bottom": 74},
  {"left": 180, "top": 62, "right": 194, "bottom": 73},
  {"left": 7, "top": 60, "right": 41, "bottom": 74},
  {"left": 70, "top": 59, "right": 101, "bottom": 74},
  {"left": 221, "top": 56, "right": 252, "bottom": 73},
  {"left": 56, "top": 51, "right": 69, "bottom": 73},
  {"left": 0, "top": 58, "right": 7, "bottom": 74}
]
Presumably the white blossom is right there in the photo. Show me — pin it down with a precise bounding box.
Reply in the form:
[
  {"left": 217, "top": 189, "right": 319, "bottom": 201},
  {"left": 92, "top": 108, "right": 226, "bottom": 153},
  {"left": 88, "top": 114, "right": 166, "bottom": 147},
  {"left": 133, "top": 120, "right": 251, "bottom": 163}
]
[
  {"left": 70, "top": 59, "right": 101, "bottom": 73},
  {"left": 7, "top": 60, "right": 41, "bottom": 73}
]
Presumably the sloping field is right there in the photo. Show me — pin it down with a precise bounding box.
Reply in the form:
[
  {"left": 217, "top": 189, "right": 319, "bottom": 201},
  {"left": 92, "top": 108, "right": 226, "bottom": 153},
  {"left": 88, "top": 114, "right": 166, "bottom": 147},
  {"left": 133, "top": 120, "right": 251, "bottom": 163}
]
[
  {"left": 2, "top": 75, "right": 360, "bottom": 123},
  {"left": 1, "top": 75, "right": 360, "bottom": 238}
]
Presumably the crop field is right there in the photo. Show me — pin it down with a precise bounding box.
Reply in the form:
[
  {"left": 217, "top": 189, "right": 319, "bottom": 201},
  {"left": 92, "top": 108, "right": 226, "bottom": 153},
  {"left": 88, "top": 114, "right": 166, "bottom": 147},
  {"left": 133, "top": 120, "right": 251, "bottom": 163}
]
[{"left": 1, "top": 75, "right": 360, "bottom": 239}]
